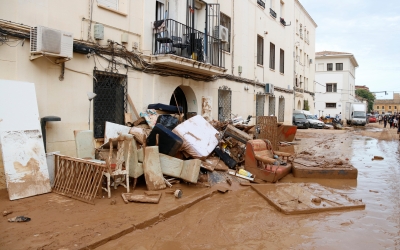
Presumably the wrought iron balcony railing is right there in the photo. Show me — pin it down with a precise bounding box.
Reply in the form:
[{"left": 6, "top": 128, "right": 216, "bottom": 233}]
[
  {"left": 270, "top": 8, "right": 277, "bottom": 18},
  {"left": 257, "top": 0, "right": 265, "bottom": 8},
  {"left": 152, "top": 19, "right": 224, "bottom": 68},
  {"left": 280, "top": 17, "right": 286, "bottom": 26}
]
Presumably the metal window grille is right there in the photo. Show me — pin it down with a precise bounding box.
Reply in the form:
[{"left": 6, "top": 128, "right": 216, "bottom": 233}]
[
  {"left": 268, "top": 96, "right": 276, "bottom": 116},
  {"left": 93, "top": 70, "right": 127, "bottom": 138},
  {"left": 256, "top": 94, "right": 265, "bottom": 117},
  {"left": 218, "top": 86, "right": 232, "bottom": 121},
  {"left": 278, "top": 96, "right": 285, "bottom": 122}
]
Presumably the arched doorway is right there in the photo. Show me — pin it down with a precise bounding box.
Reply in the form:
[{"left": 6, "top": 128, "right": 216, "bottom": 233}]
[
  {"left": 169, "top": 87, "right": 188, "bottom": 118},
  {"left": 297, "top": 100, "right": 301, "bottom": 110}
]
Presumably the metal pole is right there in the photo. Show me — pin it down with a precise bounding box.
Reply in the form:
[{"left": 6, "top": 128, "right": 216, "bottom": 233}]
[{"left": 89, "top": 100, "right": 91, "bottom": 130}]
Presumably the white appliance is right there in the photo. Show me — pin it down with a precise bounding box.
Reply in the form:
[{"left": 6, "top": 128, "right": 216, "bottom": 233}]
[{"left": 30, "top": 26, "right": 73, "bottom": 59}]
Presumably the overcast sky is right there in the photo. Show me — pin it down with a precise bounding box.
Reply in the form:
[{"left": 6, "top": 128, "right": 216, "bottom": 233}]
[{"left": 300, "top": 0, "right": 400, "bottom": 99}]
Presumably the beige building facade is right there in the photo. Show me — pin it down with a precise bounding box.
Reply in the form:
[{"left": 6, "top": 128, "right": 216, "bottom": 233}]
[
  {"left": 0, "top": 0, "right": 317, "bottom": 189},
  {"left": 374, "top": 93, "right": 400, "bottom": 115}
]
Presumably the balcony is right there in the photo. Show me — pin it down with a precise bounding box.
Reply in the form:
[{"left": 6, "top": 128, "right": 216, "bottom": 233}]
[
  {"left": 257, "top": 0, "right": 266, "bottom": 8},
  {"left": 151, "top": 19, "right": 226, "bottom": 76},
  {"left": 270, "top": 8, "right": 277, "bottom": 18},
  {"left": 280, "top": 17, "right": 286, "bottom": 26}
]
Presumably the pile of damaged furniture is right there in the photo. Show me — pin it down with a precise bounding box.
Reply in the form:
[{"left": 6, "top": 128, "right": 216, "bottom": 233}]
[{"left": 52, "top": 102, "right": 300, "bottom": 205}]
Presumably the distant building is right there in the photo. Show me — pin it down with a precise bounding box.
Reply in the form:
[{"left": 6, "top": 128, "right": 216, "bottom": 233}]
[
  {"left": 374, "top": 93, "right": 400, "bottom": 115},
  {"left": 355, "top": 85, "right": 370, "bottom": 91},
  {"left": 315, "top": 51, "right": 359, "bottom": 117}
]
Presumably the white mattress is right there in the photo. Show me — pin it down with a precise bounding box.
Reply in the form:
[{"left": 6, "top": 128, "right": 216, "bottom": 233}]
[{"left": 172, "top": 115, "right": 219, "bottom": 159}]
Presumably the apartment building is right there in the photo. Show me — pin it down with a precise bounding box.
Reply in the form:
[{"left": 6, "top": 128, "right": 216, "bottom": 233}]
[
  {"left": 315, "top": 51, "right": 359, "bottom": 117},
  {"left": 374, "top": 93, "right": 400, "bottom": 115},
  {"left": 0, "top": 0, "right": 317, "bottom": 188}
]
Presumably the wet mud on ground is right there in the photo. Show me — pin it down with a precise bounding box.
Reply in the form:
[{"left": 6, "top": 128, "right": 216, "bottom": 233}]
[{"left": 100, "top": 124, "right": 400, "bottom": 249}]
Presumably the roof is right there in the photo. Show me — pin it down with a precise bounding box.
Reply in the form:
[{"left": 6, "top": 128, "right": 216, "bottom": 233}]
[
  {"left": 315, "top": 51, "right": 352, "bottom": 56},
  {"left": 295, "top": 0, "right": 318, "bottom": 28},
  {"left": 315, "top": 51, "right": 359, "bottom": 67},
  {"left": 374, "top": 99, "right": 400, "bottom": 104}
]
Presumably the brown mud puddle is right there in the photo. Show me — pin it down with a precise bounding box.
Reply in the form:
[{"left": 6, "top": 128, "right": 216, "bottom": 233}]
[{"left": 100, "top": 126, "right": 400, "bottom": 249}]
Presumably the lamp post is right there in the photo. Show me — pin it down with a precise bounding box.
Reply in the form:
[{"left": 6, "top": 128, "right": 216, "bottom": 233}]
[{"left": 87, "top": 92, "right": 97, "bottom": 130}]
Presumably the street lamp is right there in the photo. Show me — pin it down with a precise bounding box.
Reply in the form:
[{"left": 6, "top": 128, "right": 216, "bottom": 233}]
[{"left": 87, "top": 92, "right": 97, "bottom": 130}]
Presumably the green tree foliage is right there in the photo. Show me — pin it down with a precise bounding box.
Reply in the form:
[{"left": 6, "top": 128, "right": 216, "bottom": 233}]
[{"left": 355, "top": 89, "right": 375, "bottom": 112}]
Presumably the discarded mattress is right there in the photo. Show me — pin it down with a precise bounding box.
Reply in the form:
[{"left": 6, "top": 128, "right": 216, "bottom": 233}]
[
  {"left": 147, "top": 123, "right": 183, "bottom": 156},
  {"left": 292, "top": 158, "right": 358, "bottom": 179},
  {"left": 172, "top": 115, "right": 219, "bottom": 159},
  {"left": 148, "top": 103, "right": 183, "bottom": 113}
]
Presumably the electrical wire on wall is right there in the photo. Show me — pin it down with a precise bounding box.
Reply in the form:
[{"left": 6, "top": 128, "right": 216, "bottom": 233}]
[{"left": 0, "top": 20, "right": 315, "bottom": 96}]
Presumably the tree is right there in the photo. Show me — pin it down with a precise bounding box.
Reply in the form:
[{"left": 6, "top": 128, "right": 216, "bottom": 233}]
[{"left": 355, "top": 89, "right": 375, "bottom": 113}]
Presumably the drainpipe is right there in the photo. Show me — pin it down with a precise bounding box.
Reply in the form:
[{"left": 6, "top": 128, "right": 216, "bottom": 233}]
[{"left": 231, "top": 0, "right": 235, "bottom": 75}]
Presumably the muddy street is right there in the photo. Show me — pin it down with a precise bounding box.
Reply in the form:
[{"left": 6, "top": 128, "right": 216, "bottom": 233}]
[{"left": 99, "top": 125, "right": 400, "bottom": 250}]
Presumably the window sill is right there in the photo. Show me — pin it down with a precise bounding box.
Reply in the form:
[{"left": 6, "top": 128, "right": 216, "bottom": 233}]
[
  {"left": 98, "top": 4, "right": 127, "bottom": 16},
  {"left": 222, "top": 50, "right": 231, "bottom": 55},
  {"left": 280, "top": 72, "right": 284, "bottom": 75},
  {"left": 257, "top": 64, "right": 264, "bottom": 68},
  {"left": 257, "top": 5, "right": 265, "bottom": 10},
  {"left": 269, "top": 68, "right": 275, "bottom": 72}
]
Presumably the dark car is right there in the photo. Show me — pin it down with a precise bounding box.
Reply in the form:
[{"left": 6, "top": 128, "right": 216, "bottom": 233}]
[{"left": 293, "top": 113, "right": 309, "bottom": 129}]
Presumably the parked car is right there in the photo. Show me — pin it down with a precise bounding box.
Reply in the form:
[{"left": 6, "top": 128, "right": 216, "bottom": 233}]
[
  {"left": 369, "top": 115, "right": 377, "bottom": 123},
  {"left": 293, "top": 113, "right": 309, "bottom": 129},
  {"left": 306, "top": 115, "right": 324, "bottom": 129}
]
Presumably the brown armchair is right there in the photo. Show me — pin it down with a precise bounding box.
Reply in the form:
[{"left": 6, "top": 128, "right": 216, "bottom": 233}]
[{"left": 244, "top": 139, "right": 292, "bottom": 183}]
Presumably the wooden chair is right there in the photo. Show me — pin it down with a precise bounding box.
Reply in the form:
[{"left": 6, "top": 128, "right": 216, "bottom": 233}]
[{"left": 103, "top": 133, "right": 133, "bottom": 198}]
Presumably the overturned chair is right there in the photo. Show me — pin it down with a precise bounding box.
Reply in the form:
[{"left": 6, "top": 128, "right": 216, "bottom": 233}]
[
  {"left": 103, "top": 134, "right": 133, "bottom": 198},
  {"left": 244, "top": 139, "right": 293, "bottom": 183}
]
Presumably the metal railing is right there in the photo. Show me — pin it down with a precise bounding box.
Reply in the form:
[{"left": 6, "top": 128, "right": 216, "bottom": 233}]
[
  {"left": 152, "top": 19, "right": 224, "bottom": 68},
  {"left": 270, "top": 8, "right": 277, "bottom": 18},
  {"left": 280, "top": 18, "right": 286, "bottom": 26},
  {"left": 257, "top": 0, "right": 266, "bottom": 8}
]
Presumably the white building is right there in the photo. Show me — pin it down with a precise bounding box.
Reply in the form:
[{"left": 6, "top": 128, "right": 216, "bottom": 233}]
[
  {"left": 315, "top": 51, "right": 359, "bottom": 118},
  {"left": 0, "top": 0, "right": 317, "bottom": 189}
]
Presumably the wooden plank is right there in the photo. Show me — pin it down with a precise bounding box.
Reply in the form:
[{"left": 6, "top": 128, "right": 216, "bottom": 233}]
[
  {"left": 127, "top": 94, "right": 140, "bottom": 120},
  {"left": 159, "top": 153, "right": 183, "bottom": 178},
  {"left": 143, "top": 146, "right": 166, "bottom": 190},
  {"left": 180, "top": 159, "right": 201, "bottom": 183},
  {"left": 122, "top": 193, "right": 161, "bottom": 204},
  {"left": 224, "top": 124, "right": 253, "bottom": 143}
]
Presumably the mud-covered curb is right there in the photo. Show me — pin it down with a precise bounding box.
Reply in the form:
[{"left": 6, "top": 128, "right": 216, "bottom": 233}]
[{"left": 81, "top": 189, "right": 218, "bottom": 249}]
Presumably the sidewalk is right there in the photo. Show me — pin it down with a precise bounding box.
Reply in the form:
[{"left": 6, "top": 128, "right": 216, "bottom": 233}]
[{"left": 0, "top": 182, "right": 232, "bottom": 249}]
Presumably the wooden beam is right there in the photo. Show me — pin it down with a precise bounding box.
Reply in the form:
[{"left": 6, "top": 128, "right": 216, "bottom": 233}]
[{"left": 127, "top": 94, "right": 140, "bottom": 120}]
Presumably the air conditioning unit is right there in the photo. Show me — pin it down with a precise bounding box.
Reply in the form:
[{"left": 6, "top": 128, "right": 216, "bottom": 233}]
[
  {"left": 30, "top": 26, "right": 73, "bottom": 59},
  {"left": 214, "top": 25, "right": 229, "bottom": 43},
  {"left": 265, "top": 83, "right": 274, "bottom": 94}
]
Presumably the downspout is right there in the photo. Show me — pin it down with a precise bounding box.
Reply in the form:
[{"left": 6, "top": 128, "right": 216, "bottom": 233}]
[
  {"left": 231, "top": 0, "right": 235, "bottom": 75},
  {"left": 293, "top": 0, "right": 296, "bottom": 111}
]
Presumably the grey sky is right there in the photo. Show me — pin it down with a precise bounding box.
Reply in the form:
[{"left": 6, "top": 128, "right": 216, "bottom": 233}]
[{"left": 300, "top": 0, "right": 400, "bottom": 99}]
